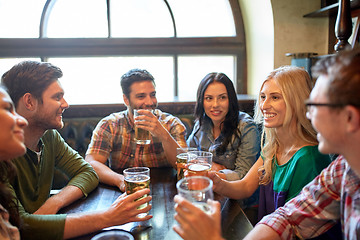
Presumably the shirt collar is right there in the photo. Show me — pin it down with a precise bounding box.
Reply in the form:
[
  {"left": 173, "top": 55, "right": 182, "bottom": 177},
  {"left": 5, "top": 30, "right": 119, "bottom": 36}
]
[{"left": 124, "top": 110, "right": 134, "bottom": 133}]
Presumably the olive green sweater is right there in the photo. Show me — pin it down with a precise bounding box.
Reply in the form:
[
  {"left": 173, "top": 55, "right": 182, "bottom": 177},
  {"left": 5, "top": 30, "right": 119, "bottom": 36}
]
[{"left": 8, "top": 130, "right": 99, "bottom": 240}]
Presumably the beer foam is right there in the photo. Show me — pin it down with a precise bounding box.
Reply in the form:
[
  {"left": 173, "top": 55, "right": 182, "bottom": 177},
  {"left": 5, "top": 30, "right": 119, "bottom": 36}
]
[{"left": 188, "top": 163, "right": 210, "bottom": 171}]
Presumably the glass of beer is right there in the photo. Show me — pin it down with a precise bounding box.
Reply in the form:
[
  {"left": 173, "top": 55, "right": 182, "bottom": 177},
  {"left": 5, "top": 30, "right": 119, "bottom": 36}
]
[
  {"left": 133, "top": 109, "right": 152, "bottom": 145},
  {"left": 176, "top": 147, "right": 197, "bottom": 181},
  {"left": 176, "top": 176, "right": 214, "bottom": 214},
  {"left": 123, "top": 167, "right": 150, "bottom": 218},
  {"left": 185, "top": 151, "right": 212, "bottom": 178}
]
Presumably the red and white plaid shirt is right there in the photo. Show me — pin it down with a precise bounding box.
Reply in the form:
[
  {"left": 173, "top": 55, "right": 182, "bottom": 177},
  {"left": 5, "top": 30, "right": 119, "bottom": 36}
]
[
  {"left": 259, "top": 155, "right": 360, "bottom": 240},
  {"left": 86, "top": 109, "right": 187, "bottom": 169}
]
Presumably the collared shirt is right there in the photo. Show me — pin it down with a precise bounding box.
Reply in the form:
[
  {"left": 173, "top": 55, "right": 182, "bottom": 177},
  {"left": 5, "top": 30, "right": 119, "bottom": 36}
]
[
  {"left": 187, "top": 112, "right": 260, "bottom": 209},
  {"left": 86, "top": 109, "right": 187, "bottom": 169},
  {"left": 187, "top": 111, "right": 260, "bottom": 181},
  {"left": 259, "top": 155, "right": 360, "bottom": 240}
]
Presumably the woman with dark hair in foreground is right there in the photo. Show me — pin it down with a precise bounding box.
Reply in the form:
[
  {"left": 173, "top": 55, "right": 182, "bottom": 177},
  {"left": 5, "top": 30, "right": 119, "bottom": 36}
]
[{"left": 0, "top": 85, "right": 28, "bottom": 240}]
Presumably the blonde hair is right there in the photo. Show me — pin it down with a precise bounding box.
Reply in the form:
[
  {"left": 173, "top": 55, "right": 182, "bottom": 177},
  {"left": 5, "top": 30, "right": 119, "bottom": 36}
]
[{"left": 254, "top": 66, "right": 318, "bottom": 185}]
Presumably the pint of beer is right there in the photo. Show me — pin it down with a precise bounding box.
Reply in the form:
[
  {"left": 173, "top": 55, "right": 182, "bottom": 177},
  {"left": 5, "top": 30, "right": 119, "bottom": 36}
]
[
  {"left": 124, "top": 167, "right": 150, "bottom": 218},
  {"left": 185, "top": 151, "right": 213, "bottom": 178},
  {"left": 176, "top": 147, "right": 197, "bottom": 181},
  {"left": 133, "top": 109, "right": 152, "bottom": 145}
]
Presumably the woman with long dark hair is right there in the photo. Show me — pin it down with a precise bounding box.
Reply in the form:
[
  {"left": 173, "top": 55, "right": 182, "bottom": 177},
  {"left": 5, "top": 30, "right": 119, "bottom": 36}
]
[
  {"left": 187, "top": 73, "right": 260, "bottom": 222},
  {"left": 187, "top": 72, "right": 260, "bottom": 181},
  {"left": 0, "top": 85, "right": 28, "bottom": 240}
]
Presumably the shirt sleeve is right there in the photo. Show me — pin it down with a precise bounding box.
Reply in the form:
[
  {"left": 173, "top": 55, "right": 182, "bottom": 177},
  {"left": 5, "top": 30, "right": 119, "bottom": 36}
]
[
  {"left": 6, "top": 183, "right": 66, "bottom": 240},
  {"left": 50, "top": 130, "right": 99, "bottom": 197},
  {"left": 223, "top": 115, "right": 260, "bottom": 181},
  {"left": 166, "top": 115, "right": 188, "bottom": 148},
  {"left": 258, "top": 157, "right": 342, "bottom": 239},
  {"left": 86, "top": 117, "right": 114, "bottom": 158}
]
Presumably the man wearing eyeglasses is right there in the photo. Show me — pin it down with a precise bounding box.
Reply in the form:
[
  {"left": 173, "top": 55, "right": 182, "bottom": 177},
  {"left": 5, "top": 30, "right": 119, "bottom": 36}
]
[
  {"left": 173, "top": 48, "right": 360, "bottom": 240},
  {"left": 243, "top": 49, "right": 360, "bottom": 239}
]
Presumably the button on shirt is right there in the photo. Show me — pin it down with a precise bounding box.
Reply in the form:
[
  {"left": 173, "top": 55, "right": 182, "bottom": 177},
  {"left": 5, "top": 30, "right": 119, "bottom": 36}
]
[
  {"left": 86, "top": 109, "right": 187, "bottom": 169},
  {"left": 259, "top": 155, "right": 360, "bottom": 240}
]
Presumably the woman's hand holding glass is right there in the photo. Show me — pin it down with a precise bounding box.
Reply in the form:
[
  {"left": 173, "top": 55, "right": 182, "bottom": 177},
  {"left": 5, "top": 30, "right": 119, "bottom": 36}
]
[
  {"left": 207, "top": 171, "right": 226, "bottom": 194},
  {"left": 210, "top": 162, "right": 227, "bottom": 180}
]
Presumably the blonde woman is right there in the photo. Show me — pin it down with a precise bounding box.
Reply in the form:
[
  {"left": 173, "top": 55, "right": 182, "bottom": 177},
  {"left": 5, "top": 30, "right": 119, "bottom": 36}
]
[{"left": 210, "top": 66, "right": 332, "bottom": 221}]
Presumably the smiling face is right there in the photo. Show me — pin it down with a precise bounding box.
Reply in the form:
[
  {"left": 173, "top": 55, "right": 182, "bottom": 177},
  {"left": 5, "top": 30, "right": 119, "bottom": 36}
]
[
  {"left": 123, "top": 80, "right": 158, "bottom": 119},
  {"left": 259, "top": 78, "right": 287, "bottom": 129},
  {"left": 307, "top": 75, "right": 345, "bottom": 154},
  {"left": 203, "top": 81, "right": 229, "bottom": 126},
  {"left": 0, "top": 88, "right": 28, "bottom": 161},
  {"left": 33, "top": 80, "right": 69, "bottom": 130}
]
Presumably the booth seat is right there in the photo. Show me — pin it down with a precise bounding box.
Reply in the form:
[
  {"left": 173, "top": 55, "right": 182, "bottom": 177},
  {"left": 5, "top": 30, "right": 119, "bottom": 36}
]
[
  {"left": 58, "top": 99, "right": 255, "bottom": 157},
  {"left": 58, "top": 98, "right": 255, "bottom": 157},
  {"left": 58, "top": 114, "right": 195, "bottom": 158}
]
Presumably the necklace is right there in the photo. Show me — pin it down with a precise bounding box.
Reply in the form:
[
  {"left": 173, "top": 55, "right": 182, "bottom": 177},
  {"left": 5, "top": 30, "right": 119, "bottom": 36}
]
[
  {"left": 277, "top": 145, "right": 299, "bottom": 165},
  {"left": 284, "top": 145, "right": 298, "bottom": 157}
]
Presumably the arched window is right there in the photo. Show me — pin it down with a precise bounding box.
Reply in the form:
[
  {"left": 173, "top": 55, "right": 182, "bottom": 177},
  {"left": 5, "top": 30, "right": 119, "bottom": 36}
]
[{"left": 0, "top": 0, "right": 246, "bottom": 105}]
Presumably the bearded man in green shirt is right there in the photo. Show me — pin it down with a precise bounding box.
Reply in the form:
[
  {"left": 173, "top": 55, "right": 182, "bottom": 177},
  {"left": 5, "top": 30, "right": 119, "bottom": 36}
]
[{"left": 1, "top": 61, "right": 152, "bottom": 240}]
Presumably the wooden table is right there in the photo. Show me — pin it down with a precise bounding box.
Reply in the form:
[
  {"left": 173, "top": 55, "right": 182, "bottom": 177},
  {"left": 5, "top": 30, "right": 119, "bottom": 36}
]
[{"left": 60, "top": 167, "right": 253, "bottom": 240}]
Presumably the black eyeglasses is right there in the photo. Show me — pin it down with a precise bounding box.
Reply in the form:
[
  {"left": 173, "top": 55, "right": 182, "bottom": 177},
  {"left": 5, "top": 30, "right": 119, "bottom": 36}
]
[
  {"left": 305, "top": 100, "right": 360, "bottom": 115},
  {"left": 305, "top": 103, "right": 345, "bottom": 108},
  {"left": 305, "top": 101, "right": 345, "bottom": 114}
]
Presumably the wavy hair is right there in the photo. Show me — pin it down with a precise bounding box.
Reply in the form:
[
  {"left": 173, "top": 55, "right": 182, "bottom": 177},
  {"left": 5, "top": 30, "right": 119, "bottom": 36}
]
[
  {"left": 1, "top": 61, "right": 62, "bottom": 107},
  {"left": 253, "top": 66, "right": 318, "bottom": 185},
  {"left": 120, "top": 68, "right": 155, "bottom": 99},
  {"left": 0, "top": 84, "right": 22, "bottom": 228},
  {"left": 0, "top": 160, "right": 21, "bottom": 228}
]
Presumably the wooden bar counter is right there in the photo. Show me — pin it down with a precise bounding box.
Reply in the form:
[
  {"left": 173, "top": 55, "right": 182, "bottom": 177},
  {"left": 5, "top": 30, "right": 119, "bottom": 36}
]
[{"left": 60, "top": 167, "right": 253, "bottom": 240}]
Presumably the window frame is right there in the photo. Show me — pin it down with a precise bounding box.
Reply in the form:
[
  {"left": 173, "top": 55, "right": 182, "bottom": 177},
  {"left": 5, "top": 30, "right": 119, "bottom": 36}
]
[{"left": 0, "top": 0, "right": 246, "bottom": 107}]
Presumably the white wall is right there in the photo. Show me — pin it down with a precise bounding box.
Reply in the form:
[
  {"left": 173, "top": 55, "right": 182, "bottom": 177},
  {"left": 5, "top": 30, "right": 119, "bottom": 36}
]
[
  {"left": 239, "top": 0, "right": 329, "bottom": 95},
  {"left": 239, "top": 0, "right": 274, "bottom": 96}
]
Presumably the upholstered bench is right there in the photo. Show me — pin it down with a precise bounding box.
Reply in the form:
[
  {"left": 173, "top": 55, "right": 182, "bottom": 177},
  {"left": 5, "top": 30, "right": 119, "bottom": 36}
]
[{"left": 58, "top": 114, "right": 195, "bottom": 157}]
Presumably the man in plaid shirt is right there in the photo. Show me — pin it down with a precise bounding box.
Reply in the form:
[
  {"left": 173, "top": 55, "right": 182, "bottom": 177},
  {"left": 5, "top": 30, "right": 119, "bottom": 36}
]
[
  {"left": 173, "top": 49, "right": 360, "bottom": 240},
  {"left": 85, "top": 69, "right": 187, "bottom": 191}
]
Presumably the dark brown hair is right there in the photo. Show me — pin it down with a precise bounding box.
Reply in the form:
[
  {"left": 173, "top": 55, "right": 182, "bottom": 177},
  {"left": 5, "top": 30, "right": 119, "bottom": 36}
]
[
  {"left": 120, "top": 69, "right": 155, "bottom": 99},
  {"left": 312, "top": 47, "right": 360, "bottom": 109},
  {"left": 0, "top": 160, "right": 21, "bottom": 228},
  {"left": 1, "top": 61, "right": 63, "bottom": 107},
  {"left": 194, "top": 72, "right": 240, "bottom": 154}
]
